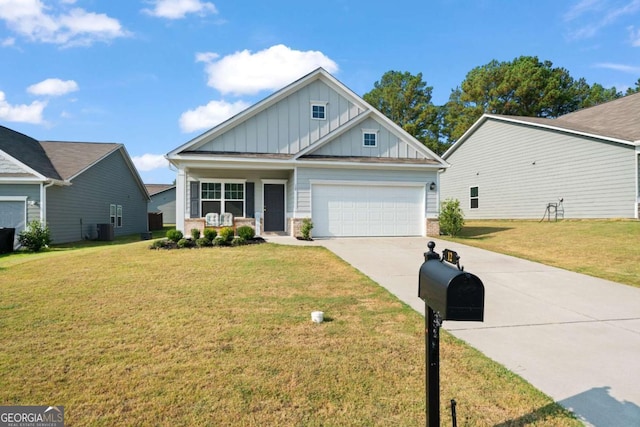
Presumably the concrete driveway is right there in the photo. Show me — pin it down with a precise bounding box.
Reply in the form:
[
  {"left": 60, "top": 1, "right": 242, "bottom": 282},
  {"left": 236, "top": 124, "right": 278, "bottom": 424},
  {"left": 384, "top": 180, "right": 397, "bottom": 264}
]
[{"left": 265, "top": 235, "right": 640, "bottom": 427}]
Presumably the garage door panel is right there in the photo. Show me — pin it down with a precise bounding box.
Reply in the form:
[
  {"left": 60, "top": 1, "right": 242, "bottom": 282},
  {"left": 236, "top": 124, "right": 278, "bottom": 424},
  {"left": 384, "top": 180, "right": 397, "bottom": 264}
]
[{"left": 312, "top": 184, "right": 423, "bottom": 237}]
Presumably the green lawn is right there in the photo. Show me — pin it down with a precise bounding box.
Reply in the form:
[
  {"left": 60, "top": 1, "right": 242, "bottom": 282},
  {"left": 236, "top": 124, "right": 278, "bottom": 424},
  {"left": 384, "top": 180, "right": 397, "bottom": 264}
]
[
  {"left": 440, "top": 219, "right": 640, "bottom": 288},
  {"left": 0, "top": 240, "right": 579, "bottom": 426}
]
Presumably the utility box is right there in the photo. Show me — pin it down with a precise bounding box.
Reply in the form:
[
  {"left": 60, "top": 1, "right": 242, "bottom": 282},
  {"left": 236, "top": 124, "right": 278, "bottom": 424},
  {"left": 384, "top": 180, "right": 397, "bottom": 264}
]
[
  {"left": 97, "top": 223, "right": 114, "bottom": 241},
  {"left": 0, "top": 227, "right": 15, "bottom": 254},
  {"left": 419, "top": 245, "right": 484, "bottom": 321}
]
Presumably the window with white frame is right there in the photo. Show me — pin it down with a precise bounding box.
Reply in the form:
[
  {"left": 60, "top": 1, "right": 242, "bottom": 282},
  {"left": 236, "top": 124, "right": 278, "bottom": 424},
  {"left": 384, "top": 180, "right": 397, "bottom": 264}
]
[
  {"left": 311, "top": 103, "right": 326, "bottom": 120},
  {"left": 201, "top": 182, "right": 245, "bottom": 218},
  {"left": 363, "top": 130, "right": 378, "bottom": 147},
  {"left": 110, "top": 204, "right": 123, "bottom": 227},
  {"left": 470, "top": 186, "right": 479, "bottom": 209}
]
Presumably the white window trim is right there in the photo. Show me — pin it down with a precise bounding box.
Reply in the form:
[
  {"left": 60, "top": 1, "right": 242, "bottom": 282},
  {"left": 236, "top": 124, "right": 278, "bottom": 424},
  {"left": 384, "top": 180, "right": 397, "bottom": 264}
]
[
  {"left": 362, "top": 129, "right": 378, "bottom": 147},
  {"left": 470, "top": 186, "right": 479, "bottom": 209},
  {"left": 116, "top": 205, "right": 123, "bottom": 228},
  {"left": 200, "top": 179, "right": 247, "bottom": 217},
  {"left": 310, "top": 101, "right": 327, "bottom": 120}
]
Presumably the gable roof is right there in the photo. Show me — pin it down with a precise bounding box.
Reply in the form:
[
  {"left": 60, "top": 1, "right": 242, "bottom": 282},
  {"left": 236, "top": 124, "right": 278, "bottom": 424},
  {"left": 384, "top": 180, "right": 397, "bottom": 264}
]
[
  {"left": 146, "top": 183, "right": 175, "bottom": 196},
  {"left": 40, "top": 141, "right": 122, "bottom": 181},
  {"left": 0, "top": 125, "right": 62, "bottom": 180},
  {"left": 168, "top": 67, "right": 448, "bottom": 167},
  {"left": 443, "top": 92, "right": 640, "bottom": 159}
]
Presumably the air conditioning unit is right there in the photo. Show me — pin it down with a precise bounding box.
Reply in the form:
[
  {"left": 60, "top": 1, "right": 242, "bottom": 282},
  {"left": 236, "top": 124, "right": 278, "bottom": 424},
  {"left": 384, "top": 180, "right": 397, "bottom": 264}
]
[{"left": 97, "top": 223, "right": 114, "bottom": 241}]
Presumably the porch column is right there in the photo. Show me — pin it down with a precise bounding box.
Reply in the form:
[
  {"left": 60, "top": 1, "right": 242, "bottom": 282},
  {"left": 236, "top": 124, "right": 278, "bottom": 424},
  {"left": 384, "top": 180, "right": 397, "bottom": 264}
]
[{"left": 176, "top": 168, "right": 186, "bottom": 233}]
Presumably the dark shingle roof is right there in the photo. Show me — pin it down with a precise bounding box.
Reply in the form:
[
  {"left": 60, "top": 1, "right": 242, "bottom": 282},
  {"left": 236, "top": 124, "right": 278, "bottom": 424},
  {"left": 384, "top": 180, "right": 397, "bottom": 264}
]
[
  {"left": 145, "top": 183, "right": 175, "bottom": 196},
  {"left": 0, "top": 125, "right": 62, "bottom": 180}
]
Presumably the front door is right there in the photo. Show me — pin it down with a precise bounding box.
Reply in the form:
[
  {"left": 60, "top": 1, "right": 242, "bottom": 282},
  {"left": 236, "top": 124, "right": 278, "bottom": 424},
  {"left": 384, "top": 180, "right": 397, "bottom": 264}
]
[{"left": 263, "top": 184, "right": 285, "bottom": 232}]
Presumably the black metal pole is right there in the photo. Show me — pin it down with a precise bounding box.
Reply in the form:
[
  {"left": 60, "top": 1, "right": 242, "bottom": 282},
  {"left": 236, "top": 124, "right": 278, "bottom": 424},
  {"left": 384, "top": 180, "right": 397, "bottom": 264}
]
[{"left": 426, "top": 305, "right": 441, "bottom": 427}]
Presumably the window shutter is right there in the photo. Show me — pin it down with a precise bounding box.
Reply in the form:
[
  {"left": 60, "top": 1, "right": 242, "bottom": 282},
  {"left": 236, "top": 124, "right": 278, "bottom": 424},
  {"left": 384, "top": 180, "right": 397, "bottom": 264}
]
[
  {"left": 190, "top": 181, "right": 200, "bottom": 218},
  {"left": 246, "top": 182, "right": 254, "bottom": 218}
]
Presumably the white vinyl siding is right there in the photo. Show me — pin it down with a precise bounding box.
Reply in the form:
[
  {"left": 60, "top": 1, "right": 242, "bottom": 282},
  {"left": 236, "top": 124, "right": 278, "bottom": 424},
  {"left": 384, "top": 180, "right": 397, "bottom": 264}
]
[{"left": 441, "top": 119, "right": 637, "bottom": 219}]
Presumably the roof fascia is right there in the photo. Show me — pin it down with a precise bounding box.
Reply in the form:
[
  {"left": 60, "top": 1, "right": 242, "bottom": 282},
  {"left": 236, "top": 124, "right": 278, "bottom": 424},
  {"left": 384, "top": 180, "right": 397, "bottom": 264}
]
[{"left": 442, "top": 114, "right": 490, "bottom": 160}]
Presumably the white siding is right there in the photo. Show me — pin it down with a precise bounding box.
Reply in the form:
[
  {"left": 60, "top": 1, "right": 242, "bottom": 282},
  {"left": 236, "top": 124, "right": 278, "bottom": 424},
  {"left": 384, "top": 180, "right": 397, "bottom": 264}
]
[
  {"left": 196, "top": 80, "right": 364, "bottom": 154},
  {"left": 441, "top": 119, "right": 637, "bottom": 219},
  {"left": 312, "top": 117, "right": 427, "bottom": 160}
]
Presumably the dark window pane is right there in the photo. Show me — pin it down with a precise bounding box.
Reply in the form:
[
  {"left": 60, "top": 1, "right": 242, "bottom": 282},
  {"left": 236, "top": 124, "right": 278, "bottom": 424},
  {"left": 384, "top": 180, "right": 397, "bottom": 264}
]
[
  {"left": 470, "top": 199, "right": 479, "bottom": 209},
  {"left": 202, "top": 201, "right": 221, "bottom": 215},
  {"left": 225, "top": 183, "right": 244, "bottom": 200},
  {"left": 202, "top": 183, "right": 221, "bottom": 199},
  {"left": 470, "top": 187, "right": 478, "bottom": 197},
  {"left": 225, "top": 201, "right": 244, "bottom": 217}
]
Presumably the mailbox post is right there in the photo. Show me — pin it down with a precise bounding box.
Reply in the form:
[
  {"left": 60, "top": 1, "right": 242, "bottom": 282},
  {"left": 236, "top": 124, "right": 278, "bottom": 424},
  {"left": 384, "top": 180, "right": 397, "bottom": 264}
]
[{"left": 418, "top": 241, "right": 485, "bottom": 426}]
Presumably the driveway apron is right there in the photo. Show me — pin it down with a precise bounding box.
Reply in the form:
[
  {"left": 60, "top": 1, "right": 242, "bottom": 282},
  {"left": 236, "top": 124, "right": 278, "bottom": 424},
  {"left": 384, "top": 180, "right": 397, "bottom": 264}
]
[{"left": 292, "top": 236, "right": 640, "bottom": 427}]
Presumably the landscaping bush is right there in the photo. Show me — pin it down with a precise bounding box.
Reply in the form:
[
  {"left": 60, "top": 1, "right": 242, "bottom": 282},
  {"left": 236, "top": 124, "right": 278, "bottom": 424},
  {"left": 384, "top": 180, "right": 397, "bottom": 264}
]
[
  {"left": 18, "top": 220, "right": 51, "bottom": 252},
  {"left": 191, "top": 228, "right": 201, "bottom": 240},
  {"left": 166, "top": 229, "right": 183, "bottom": 243},
  {"left": 213, "top": 236, "right": 228, "bottom": 246},
  {"left": 203, "top": 228, "right": 217, "bottom": 241},
  {"left": 231, "top": 236, "right": 246, "bottom": 246},
  {"left": 150, "top": 239, "right": 174, "bottom": 249},
  {"left": 439, "top": 198, "right": 465, "bottom": 237},
  {"left": 196, "top": 237, "right": 212, "bottom": 248},
  {"left": 218, "top": 227, "right": 234, "bottom": 243},
  {"left": 301, "top": 218, "right": 313, "bottom": 240},
  {"left": 236, "top": 225, "right": 255, "bottom": 240},
  {"left": 177, "top": 238, "right": 195, "bottom": 249}
]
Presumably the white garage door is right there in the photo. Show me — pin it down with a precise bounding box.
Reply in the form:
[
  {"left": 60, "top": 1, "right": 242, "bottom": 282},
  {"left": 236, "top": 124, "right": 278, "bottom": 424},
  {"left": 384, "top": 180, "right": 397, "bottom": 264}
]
[
  {"left": 0, "top": 200, "right": 26, "bottom": 249},
  {"left": 312, "top": 184, "right": 424, "bottom": 237}
]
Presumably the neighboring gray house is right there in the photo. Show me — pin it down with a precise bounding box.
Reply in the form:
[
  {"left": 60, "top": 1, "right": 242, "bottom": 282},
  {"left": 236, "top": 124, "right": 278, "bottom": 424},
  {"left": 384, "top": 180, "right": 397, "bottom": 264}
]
[
  {"left": 146, "top": 184, "right": 176, "bottom": 225},
  {"left": 0, "top": 125, "right": 150, "bottom": 247},
  {"left": 167, "top": 68, "right": 448, "bottom": 237},
  {"left": 441, "top": 93, "right": 640, "bottom": 220}
]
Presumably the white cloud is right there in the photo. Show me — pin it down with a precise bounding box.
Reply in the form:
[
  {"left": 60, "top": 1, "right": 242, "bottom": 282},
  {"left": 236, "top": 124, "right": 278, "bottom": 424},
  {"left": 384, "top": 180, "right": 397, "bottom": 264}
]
[
  {"left": 0, "top": 90, "right": 47, "bottom": 124},
  {"left": 179, "top": 99, "right": 250, "bottom": 133},
  {"left": 143, "top": 0, "right": 218, "bottom": 20},
  {"left": 0, "top": 0, "right": 128, "bottom": 47},
  {"left": 2, "top": 37, "right": 14, "bottom": 46},
  {"left": 629, "top": 25, "right": 640, "bottom": 46},
  {"left": 564, "top": 0, "right": 640, "bottom": 40},
  {"left": 27, "top": 78, "right": 78, "bottom": 96},
  {"left": 594, "top": 62, "right": 640, "bottom": 73},
  {"left": 197, "top": 44, "right": 339, "bottom": 96},
  {"left": 132, "top": 153, "right": 170, "bottom": 172}
]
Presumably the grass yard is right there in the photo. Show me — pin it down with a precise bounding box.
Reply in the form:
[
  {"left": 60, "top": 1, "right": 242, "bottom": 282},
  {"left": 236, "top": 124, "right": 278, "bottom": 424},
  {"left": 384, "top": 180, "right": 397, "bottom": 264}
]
[
  {"left": 0, "top": 241, "right": 579, "bottom": 426},
  {"left": 440, "top": 219, "right": 640, "bottom": 288}
]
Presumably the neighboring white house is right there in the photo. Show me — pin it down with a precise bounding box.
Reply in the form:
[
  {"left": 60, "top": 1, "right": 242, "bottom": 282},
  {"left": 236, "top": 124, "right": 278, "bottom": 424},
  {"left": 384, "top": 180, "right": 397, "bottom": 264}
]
[
  {"left": 146, "top": 184, "right": 176, "bottom": 225},
  {"left": 166, "top": 68, "right": 449, "bottom": 237},
  {"left": 440, "top": 93, "right": 640, "bottom": 220}
]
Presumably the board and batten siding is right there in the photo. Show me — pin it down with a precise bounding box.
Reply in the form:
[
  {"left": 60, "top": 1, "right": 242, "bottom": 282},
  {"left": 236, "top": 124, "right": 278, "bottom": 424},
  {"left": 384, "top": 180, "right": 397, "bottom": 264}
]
[
  {"left": 312, "top": 117, "right": 427, "bottom": 160},
  {"left": 46, "top": 150, "right": 148, "bottom": 243},
  {"left": 441, "top": 119, "right": 637, "bottom": 219},
  {"left": 295, "top": 167, "right": 438, "bottom": 218},
  {"left": 195, "top": 80, "right": 364, "bottom": 154}
]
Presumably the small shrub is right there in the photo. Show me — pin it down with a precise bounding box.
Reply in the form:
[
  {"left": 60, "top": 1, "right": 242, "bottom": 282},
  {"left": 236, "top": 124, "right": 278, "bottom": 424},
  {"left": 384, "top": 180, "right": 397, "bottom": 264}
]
[
  {"left": 301, "top": 218, "right": 313, "bottom": 240},
  {"left": 203, "top": 228, "right": 217, "bottom": 241},
  {"left": 166, "top": 229, "right": 183, "bottom": 243},
  {"left": 213, "top": 235, "right": 228, "bottom": 246},
  {"left": 236, "top": 225, "right": 255, "bottom": 240},
  {"left": 18, "top": 220, "right": 52, "bottom": 252},
  {"left": 177, "top": 238, "right": 195, "bottom": 248},
  {"left": 191, "top": 228, "right": 201, "bottom": 240},
  {"left": 196, "top": 237, "right": 212, "bottom": 247},
  {"left": 150, "top": 239, "right": 173, "bottom": 249},
  {"left": 218, "top": 227, "right": 234, "bottom": 243},
  {"left": 439, "top": 198, "right": 465, "bottom": 237},
  {"left": 231, "top": 236, "right": 246, "bottom": 246}
]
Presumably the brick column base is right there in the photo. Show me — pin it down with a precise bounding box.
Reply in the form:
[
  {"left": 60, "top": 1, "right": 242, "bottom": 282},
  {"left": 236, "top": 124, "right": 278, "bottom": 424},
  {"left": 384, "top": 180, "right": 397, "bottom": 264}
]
[{"left": 426, "top": 219, "right": 440, "bottom": 237}]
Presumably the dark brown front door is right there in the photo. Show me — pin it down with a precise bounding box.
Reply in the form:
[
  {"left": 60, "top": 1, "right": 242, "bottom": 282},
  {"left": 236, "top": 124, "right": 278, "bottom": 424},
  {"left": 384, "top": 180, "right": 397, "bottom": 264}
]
[{"left": 264, "top": 184, "right": 285, "bottom": 232}]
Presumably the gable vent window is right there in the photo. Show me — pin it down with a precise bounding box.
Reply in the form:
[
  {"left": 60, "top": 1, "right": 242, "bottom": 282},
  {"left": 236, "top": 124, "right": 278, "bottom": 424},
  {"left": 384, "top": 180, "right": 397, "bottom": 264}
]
[
  {"left": 311, "top": 103, "right": 326, "bottom": 120},
  {"left": 363, "top": 130, "right": 378, "bottom": 147},
  {"left": 470, "top": 186, "right": 479, "bottom": 209}
]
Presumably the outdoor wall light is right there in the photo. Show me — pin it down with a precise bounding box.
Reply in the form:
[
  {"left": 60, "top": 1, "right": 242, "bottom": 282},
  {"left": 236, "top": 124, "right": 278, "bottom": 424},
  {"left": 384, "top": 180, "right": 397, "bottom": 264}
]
[
  {"left": 28, "top": 200, "right": 38, "bottom": 206},
  {"left": 429, "top": 182, "right": 437, "bottom": 191}
]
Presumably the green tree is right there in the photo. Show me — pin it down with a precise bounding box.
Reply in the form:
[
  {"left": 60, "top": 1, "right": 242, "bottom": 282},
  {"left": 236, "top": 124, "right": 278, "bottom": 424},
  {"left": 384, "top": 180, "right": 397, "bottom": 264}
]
[
  {"left": 439, "top": 199, "right": 464, "bottom": 237},
  {"left": 626, "top": 78, "right": 640, "bottom": 95},
  {"left": 363, "top": 71, "right": 443, "bottom": 153}
]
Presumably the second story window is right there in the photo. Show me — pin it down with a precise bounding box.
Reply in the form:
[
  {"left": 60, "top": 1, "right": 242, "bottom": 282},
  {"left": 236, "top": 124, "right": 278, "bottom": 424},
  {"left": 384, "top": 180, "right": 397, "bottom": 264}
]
[{"left": 311, "top": 103, "right": 326, "bottom": 120}]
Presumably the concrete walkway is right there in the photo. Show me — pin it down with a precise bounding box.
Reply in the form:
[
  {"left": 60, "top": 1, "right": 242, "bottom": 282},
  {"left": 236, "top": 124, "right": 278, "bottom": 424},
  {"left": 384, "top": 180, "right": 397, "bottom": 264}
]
[{"left": 264, "top": 235, "right": 640, "bottom": 427}]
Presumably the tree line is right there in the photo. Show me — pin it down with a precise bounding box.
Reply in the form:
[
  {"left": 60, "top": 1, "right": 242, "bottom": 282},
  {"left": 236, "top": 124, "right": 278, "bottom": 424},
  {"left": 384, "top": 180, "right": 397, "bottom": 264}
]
[{"left": 363, "top": 55, "right": 640, "bottom": 155}]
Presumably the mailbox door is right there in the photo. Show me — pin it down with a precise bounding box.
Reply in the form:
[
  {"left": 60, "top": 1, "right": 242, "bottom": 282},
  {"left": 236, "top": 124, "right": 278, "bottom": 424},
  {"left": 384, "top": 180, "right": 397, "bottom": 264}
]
[{"left": 446, "top": 274, "right": 484, "bottom": 321}]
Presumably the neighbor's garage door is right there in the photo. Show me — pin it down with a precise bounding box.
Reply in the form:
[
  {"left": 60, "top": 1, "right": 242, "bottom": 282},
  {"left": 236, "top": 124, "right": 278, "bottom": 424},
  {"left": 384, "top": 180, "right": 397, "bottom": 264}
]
[
  {"left": 0, "top": 200, "right": 26, "bottom": 248},
  {"left": 312, "top": 184, "right": 423, "bottom": 237}
]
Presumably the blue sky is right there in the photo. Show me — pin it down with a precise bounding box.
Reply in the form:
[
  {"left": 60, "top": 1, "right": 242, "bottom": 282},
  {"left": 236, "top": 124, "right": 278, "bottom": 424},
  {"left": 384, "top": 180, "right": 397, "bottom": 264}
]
[{"left": 1, "top": 0, "right": 639, "bottom": 184}]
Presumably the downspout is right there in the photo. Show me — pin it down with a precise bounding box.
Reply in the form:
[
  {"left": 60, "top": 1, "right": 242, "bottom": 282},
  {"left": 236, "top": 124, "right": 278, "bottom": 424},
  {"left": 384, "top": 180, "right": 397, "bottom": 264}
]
[{"left": 41, "top": 181, "right": 55, "bottom": 224}]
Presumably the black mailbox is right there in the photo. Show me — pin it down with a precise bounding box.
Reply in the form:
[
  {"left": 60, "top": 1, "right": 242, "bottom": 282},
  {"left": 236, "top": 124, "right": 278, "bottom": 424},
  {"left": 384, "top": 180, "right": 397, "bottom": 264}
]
[{"left": 419, "top": 241, "right": 484, "bottom": 321}]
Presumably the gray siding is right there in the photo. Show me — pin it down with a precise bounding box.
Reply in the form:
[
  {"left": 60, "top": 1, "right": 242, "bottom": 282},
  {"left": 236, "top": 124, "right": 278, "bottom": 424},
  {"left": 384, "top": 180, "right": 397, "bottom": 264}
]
[
  {"left": 196, "top": 80, "right": 364, "bottom": 154},
  {"left": 46, "top": 150, "right": 148, "bottom": 243},
  {"left": 148, "top": 188, "right": 176, "bottom": 224},
  {"left": 0, "top": 183, "right": 41, "bottom": 223},
  {"left": 441, "top": 119, "right": 637, "bottom": 219},
  {"left": 295, "top": 167, "right": 438, "bottom": 218},
  {"left": 313, "top": 117, "right": 427, "bottom": 160}
]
